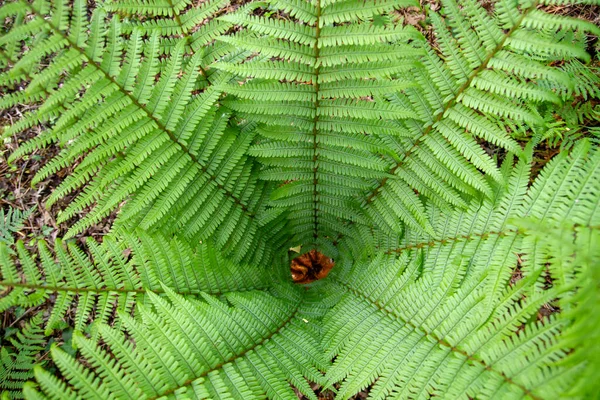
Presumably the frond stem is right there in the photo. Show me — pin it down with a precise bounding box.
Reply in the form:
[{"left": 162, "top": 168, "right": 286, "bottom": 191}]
[
  {"left": 385, "top": 229, "right": 517, "bottom": 254},
  {"left": 311, "top": 0, "right": 322, "bottom": 245},
  {"left": 0, "top": 280, "right": 268, "bottom": 296},
  {"left": 384, "top": 222, "right": 598, "bottom": 255},
  {"left": 164, "top": 0, "right": 208, "bottom": 77}
]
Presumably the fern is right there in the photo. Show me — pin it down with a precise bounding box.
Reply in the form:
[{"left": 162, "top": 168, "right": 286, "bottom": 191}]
[
  {"left": 214, "top": 0, "right": 600, "bottom": 245},
  {"left": 1, "top": 315, "right": 46, "bottom": 399},
  {"left": 3, "top": 0, "right": 597, "bottom": 250},
  {"left": 1, "top": 0, "right": 283, "bottom": 264},
  {"left": 26, "top": 286, "right": 327, "bottom": 399},
  {"left": 217, "top": 0, "right": 423, "bottom": 246},
  {"left": 321, "top": 139, "right": 599, "bottom": 399},
  {"left": 357, "top": 0, "right": 599, "bottom": 235},
  {"left": 2, "top": 135, "right": 597, "bottom": 400},
  {"left": 1, "top": 0, "right": 599, "bottom": 398},
  {"left": 0, "top": 232, "right": 273, "bottom": 337},
  {"left": 105, "top": 0, "right": 232, "bottom": 54},
  {"left": 555, "top": 225, "right": 600, "bottom": 400},
  {"left": 0, "top": 207, "right": 34, "bottom": 245},
  {"left": 534, "top": 59, "right": 600, "bottom": 148}
]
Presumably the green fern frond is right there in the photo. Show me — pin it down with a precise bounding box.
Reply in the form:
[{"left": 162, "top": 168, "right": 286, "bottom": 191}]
[
  {"left": 1, "top": 1, "right": 599, "bottom": 399},
  {"left": 218, "top": 0, "right": 424, "bottom": 246},
  {"left": 1, "top": 1, "right": 283, "bottom": 264},
  {"left": 0, "top": 231, "right": 272, "bottom": 337},
  {"left": 533, "top": 60, "right": 600, "bottom": 148},
  {"left": 323, "top": 139, "right": 599, "bottom": 400},
  {"left": 358, "top": 0, "right": 597, "bottom": 236},
  {"left": 105, "top": 0, "right": 231, "bottom": 53},
  {"left": 28, "top": 284, "right": 326, "bottom": 399},
  {"left": 553, "top": 224, "right": 600, "bottom": 400},
  {"left": 3, "top": 139, "right": 598, "bottom": 399}
]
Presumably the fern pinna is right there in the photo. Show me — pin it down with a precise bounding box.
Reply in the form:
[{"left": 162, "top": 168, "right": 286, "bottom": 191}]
[{"left": 1, "top": 0, "right": 599, "bottom": 399}]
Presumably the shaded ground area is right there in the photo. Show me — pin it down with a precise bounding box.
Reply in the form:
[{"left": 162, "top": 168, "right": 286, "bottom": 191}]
[{"left": 0, "top": 108, "right": 117, "bottom": 246}]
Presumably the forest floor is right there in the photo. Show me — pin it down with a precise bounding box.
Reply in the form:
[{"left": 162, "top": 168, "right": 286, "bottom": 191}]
[{"left": 1, "top": 1, "right": 599, "bottom": 399}]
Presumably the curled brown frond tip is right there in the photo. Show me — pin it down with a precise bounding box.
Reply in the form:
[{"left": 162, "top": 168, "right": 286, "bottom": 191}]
[{"left": 291, "top": 250, "right": 334, "bottom": 284}]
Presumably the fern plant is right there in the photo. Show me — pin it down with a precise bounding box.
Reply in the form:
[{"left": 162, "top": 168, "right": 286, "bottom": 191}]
[
  {"left": 1, "top": 0, "right": 599, "bottom": 398},
  {"left": 2, "top": 137, "right": 598, "bottom": 400},
  {"left": 0, "top": 207, "right": 34, "bottom": 245},
  {"left": 1, "top": 315, "right": 46, "bottom": 399},
  {"left": 534, "top": 59, "right": 600, "bottom": 148}
]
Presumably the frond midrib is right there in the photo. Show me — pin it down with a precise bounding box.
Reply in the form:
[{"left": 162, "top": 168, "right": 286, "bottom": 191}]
[
  {"left": 0, "top": 279, "right": 269, "bottom": 296},
  {"left": 163, "top": 0, "right": 208, "bottom": 78},
  {"left": 385, "top": 221, "right": 599, "bottom": 256},
  {"left": 311, "top": 0, "right": 323, "bottom": 245}
]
